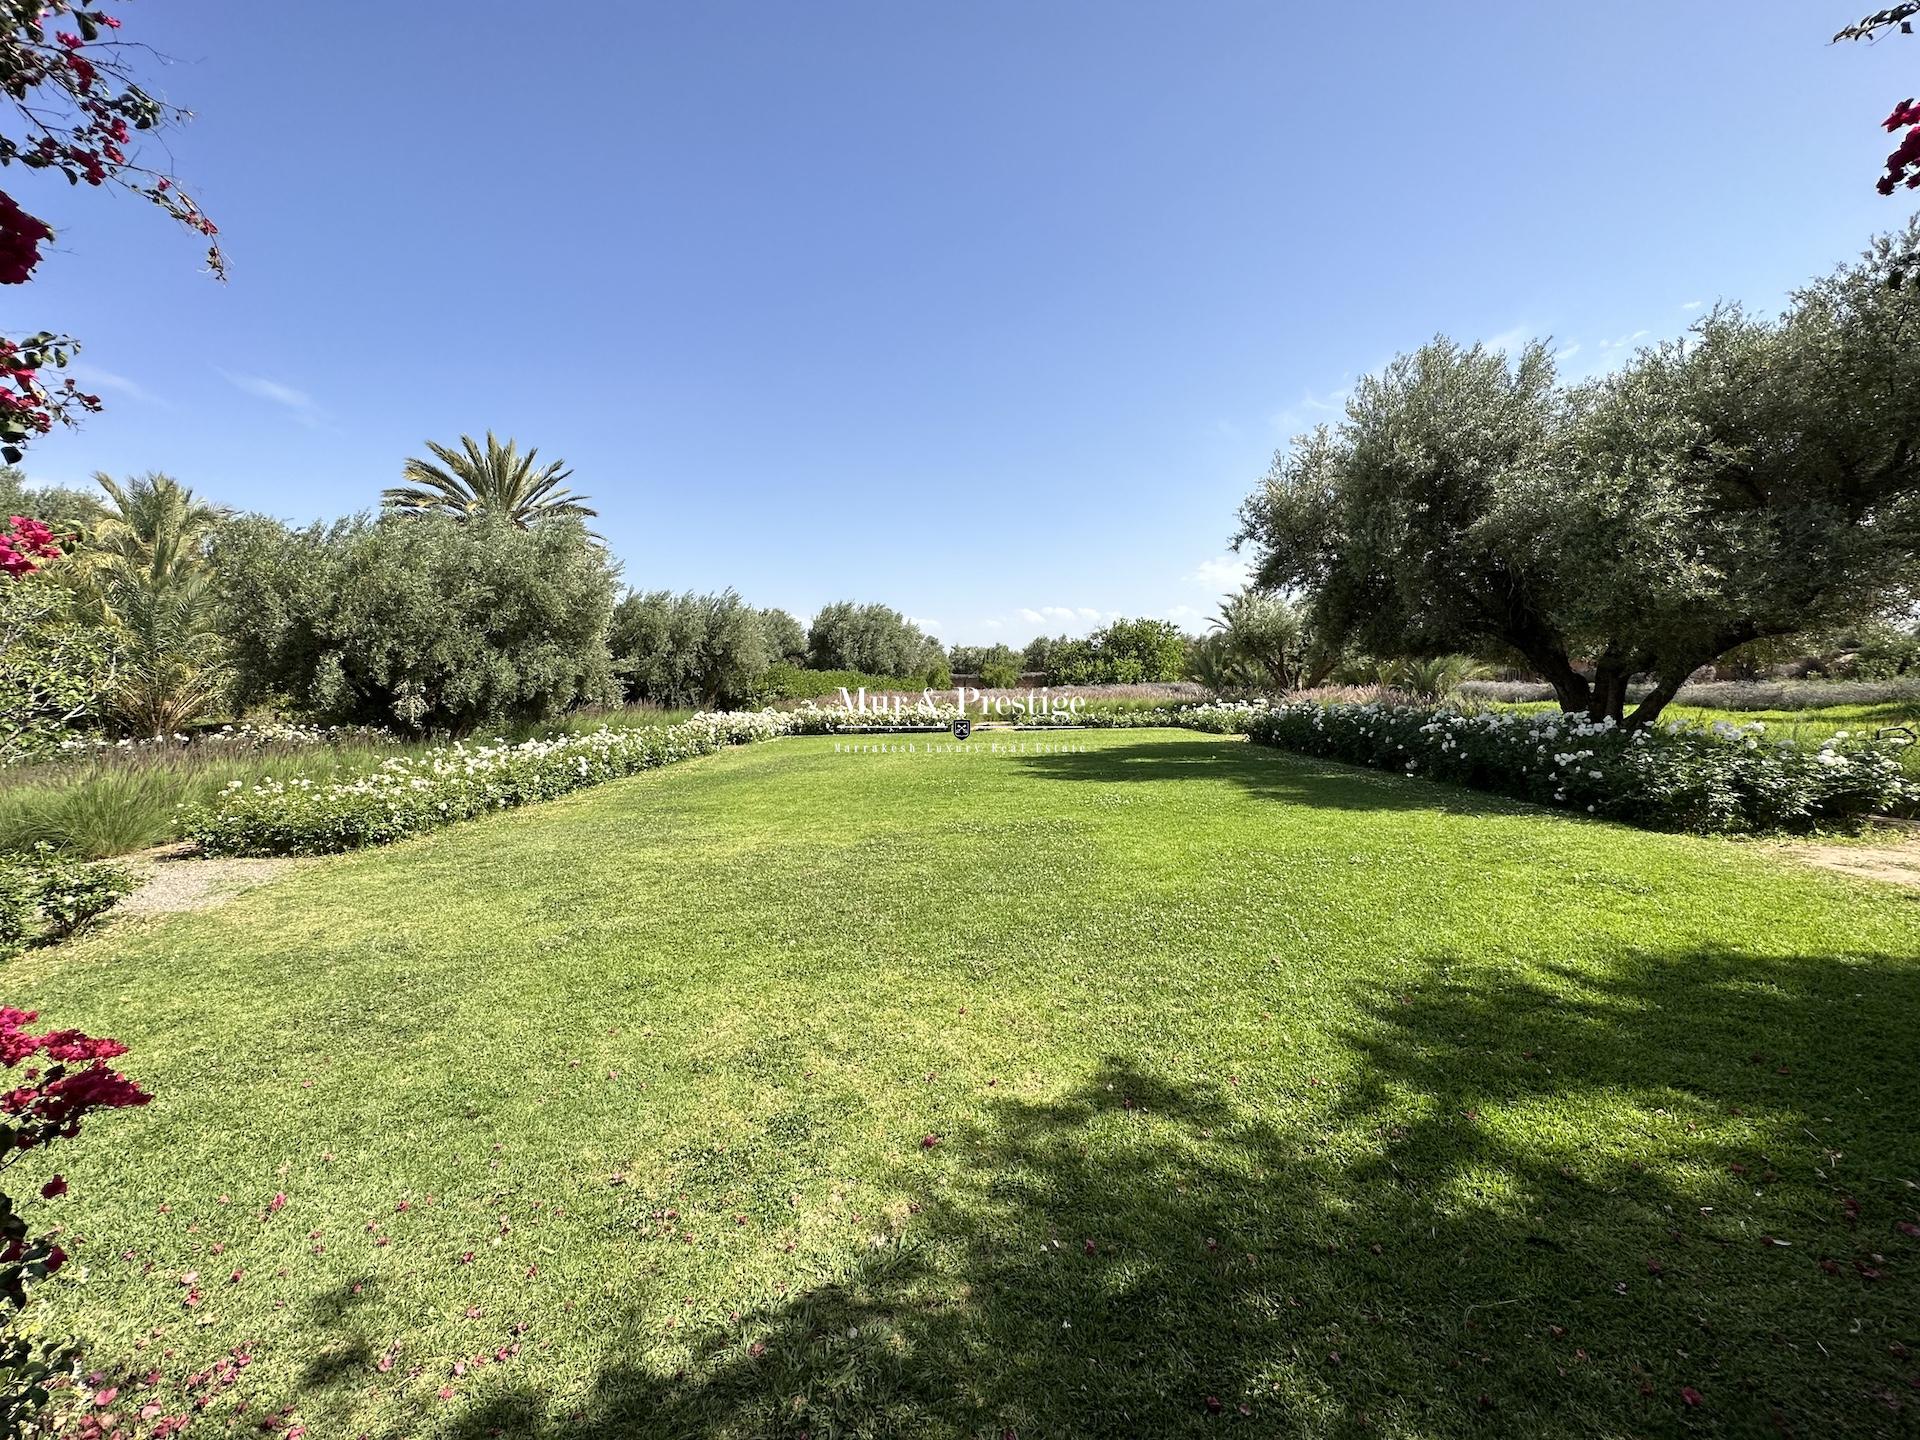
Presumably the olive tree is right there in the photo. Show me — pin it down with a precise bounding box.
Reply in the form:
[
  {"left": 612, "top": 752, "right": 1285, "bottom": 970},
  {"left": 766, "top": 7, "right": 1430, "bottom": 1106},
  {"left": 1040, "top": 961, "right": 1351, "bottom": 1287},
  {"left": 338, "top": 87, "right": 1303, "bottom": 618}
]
[
  {"left": 1236, "top": 338, "right": 1586, "bottom": 705},
  {"left": 1235, "top": 226, "right": 1920, "bottom": 727},
  {"left": 611, "top": 589, "right": 771, "bottom": 708},
  {"left": 806, "top": 600, "right": 943, "bottom": 679},
  {"left": 757, "top": 607, "right": 809, "bottom": 665},
  {"left": 213, "top": 513, "right": 619, "bottom": 732},
  {"left": 1558, "top": 239, "right": 1920, "bottom": 719}
]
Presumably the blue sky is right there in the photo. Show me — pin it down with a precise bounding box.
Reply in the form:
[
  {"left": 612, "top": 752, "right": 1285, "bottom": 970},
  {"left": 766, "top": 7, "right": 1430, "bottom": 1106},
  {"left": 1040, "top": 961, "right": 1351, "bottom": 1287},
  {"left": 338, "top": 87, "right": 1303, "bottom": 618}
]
[{"left": 14, "top": 2, "right": 1918, "bottom": 645}]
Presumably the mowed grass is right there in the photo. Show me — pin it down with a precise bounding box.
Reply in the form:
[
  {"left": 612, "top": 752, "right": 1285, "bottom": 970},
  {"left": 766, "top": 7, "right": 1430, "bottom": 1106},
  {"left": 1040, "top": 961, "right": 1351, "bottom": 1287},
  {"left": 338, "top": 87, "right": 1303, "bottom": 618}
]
[{"left": 7, "top": 729, "right": 1920, "bottom": 1438}]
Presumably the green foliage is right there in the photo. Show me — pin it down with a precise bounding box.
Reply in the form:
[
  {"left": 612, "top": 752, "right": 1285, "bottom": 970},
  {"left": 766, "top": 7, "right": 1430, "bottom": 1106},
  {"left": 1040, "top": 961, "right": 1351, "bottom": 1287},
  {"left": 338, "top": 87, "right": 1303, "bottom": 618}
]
[
  {"left": 0, "top": 728, "right": 455, "bottom": 859},
  {"left": 212, "top": 513, "right": 620, "bottom": 734},
  {"left": 1375, "top": 654, "right": 1486, "bottom": 701},
  {"left": 948, "top": 644, "right": 1023, "bottom": 688},
  {"left": 610, "top": 589, "right": 771, "bottom": 709},
  {"left": 1244, "top": 701, "right": 1913, "bottom": 833},
  {"left": 754, "top": 664, "right": 929, "bottom": 702},
  {"left": 1207, "top": 589, "right": 1334, "bottom": 691},
  {"left": 1237, "top": 225, "right": 1920, "bottom": 728},
  {"left": 1025, "top": 619, "right": 1188, "bottom": 685},
  {"left": 1095, "top": 617, "right": 1186, "bottom": 682},
  {"left": 382, "top": 432, "right": 596, "bottom": 529},
  {"left": 66, "top": 473, "right": 228, "bottom": 739},
  {"left": 0, "top": 767, "right": 185, "bottom": 860},
  {"left": 0, "top": 579, "right": 117, "bottom": 764},
  {"left": 1797, "top": 618, "right": 1920, "bottom": 680},
  {"left": 757, "top": 607, "right": 809, "bottom": 665},
  {"left": 806, "top": 601, "right": 944, "bottom": 681},
  {"left": 191, "top": 712, "right": 793, "bottom": 856},
  {"left": 0, "top": 467, "right": 103, "bottom": 533},
  {"left": 1183, "top": 629, "right": 1257, "bottom": 691},
  {"left": 0, "top": 846, "right": 133, "bottom": 955}
]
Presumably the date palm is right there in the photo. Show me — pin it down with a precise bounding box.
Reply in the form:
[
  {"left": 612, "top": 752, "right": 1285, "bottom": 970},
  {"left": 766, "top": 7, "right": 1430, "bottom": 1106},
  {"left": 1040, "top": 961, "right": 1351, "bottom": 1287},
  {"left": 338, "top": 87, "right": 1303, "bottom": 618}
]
[
  {"left": 73, "top": 473, "right": 231, "bottom": 736},
  {"left": 383, "top": 432, "right": 596, "bottom": 529}
]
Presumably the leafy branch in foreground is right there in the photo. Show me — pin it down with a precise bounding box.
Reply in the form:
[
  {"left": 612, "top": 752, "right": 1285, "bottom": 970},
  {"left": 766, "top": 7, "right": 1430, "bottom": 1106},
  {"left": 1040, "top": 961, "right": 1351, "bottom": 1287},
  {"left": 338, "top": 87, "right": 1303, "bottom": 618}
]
[{"left": 0, "top": 2, "right": 221, "bottom": 461}]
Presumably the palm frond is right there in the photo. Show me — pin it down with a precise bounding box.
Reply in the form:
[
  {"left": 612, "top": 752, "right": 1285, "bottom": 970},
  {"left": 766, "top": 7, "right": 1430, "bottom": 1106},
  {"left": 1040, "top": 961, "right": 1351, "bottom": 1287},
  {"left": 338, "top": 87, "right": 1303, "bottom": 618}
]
[{"left": 384, "top": 433, "right": 597, "bottom": 528}]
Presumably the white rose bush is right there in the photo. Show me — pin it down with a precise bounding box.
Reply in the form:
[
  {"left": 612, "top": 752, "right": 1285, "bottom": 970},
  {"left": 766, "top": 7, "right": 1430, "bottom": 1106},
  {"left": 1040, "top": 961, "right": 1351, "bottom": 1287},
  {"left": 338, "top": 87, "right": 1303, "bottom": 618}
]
[
  {"left": 1240, "top": 703, "right": 1914, "bottom": 833},
  {"left": 191, "top": 711, "right": 801, "bottom": 856}
]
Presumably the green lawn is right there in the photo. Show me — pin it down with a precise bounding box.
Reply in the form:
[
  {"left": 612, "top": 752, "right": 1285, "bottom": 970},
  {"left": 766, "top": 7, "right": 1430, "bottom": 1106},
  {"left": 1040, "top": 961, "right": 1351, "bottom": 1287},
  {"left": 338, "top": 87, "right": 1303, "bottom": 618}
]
[{"left": 8, "top": 729, "right": 1920, "bottom": 1438}]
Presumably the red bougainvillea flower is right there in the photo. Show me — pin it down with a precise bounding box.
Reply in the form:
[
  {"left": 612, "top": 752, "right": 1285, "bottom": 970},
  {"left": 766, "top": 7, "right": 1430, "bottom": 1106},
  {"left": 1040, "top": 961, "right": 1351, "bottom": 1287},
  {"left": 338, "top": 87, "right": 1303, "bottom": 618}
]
[
  {"left": 0, "top": 193, "right": 53, "bottom": 285},
  {"left": 0, "top": 516, "right": 64, "bottom": 577}
]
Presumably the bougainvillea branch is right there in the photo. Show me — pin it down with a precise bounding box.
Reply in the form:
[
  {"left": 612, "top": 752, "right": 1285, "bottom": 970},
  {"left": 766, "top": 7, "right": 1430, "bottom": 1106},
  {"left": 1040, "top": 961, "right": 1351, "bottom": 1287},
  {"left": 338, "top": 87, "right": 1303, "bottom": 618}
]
[
  {"left": 0, "top": 1, "right": 220, "bottom": 461},
  {"left": 0, "top": 1, "right": 223, "bottom": 274},
  {"left": 1832, "top": 6, "right": 1920, "bottom": 194},
  {"left": 0, "top": 1006, "right": 150, "bottom": 1430},
  {"left": 0, "top": 514, "right": 62, "bottom": 577},
  {"left": 1835, "top": 5, "right": 1920, "bottom": 43},
  {"left": 0, "top": 332, "right": 100, "bottom": 464}
]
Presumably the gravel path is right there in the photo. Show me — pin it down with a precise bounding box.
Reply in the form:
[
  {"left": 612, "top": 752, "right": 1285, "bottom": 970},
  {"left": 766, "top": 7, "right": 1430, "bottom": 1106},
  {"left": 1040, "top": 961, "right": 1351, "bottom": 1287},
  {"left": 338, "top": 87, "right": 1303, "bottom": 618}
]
[
  {"left": 116, "top": 846, "right": 310, "bottom": 917},
  {"left": 1778, "top": 828, "right": 1920, "bottom": 889}
]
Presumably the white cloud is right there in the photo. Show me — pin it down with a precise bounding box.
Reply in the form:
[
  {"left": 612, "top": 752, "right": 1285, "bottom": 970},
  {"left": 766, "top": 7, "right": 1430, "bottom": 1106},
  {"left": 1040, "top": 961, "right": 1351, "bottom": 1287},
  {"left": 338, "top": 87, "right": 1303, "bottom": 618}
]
[
  {"left": 1189, "top": 554, "right": 1252, "bottom": 592},
  {"left": 1269, "top": 382, "right": 1353, "bottom": 436},
  {"left": 1596, "top": 329, "right": 1650, "bottom": 353},
  {"left": 982, "top": 605, "right": 1118, "bottom": 641},
  {"left": 68, "top": 362, "right": 163, "bottom": 407},
  {"left": 1552, "top": 342, "right": 1583, "bottom": 364},
  {"left": 1165, "top": 603, "right": 1203, "bottom": 622},
  {"left": 1482, "top": 324, "right": 1532, "bottom": 355},
  {"left": 1681, "top": 299, "right": 1704, "bottom": 312},
  {"left": 908, "top": 616, "right": 941, "bottom": 633},
  {"left": 217, "top": 368, "right": 327, "bottom": 427}
]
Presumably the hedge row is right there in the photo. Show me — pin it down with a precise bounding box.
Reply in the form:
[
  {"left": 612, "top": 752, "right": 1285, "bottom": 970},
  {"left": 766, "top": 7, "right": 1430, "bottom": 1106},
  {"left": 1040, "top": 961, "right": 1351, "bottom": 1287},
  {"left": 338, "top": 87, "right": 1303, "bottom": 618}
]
[
  {"left": 1239, "top": 701, "right": 1912, "bottom": 833},
  {"left": 190, "top": 712, "right": 797, "bottom": 857}
]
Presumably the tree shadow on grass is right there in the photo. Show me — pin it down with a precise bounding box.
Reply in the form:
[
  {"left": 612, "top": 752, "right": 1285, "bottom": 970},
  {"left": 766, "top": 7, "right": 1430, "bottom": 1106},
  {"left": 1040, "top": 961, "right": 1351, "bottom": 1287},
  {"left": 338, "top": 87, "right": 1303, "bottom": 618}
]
[
  {"left": 413, "top": 947, "right": 1919, "bottom": 1439},
  {"left": 1013, "top": 737, "right": 1531, "bottom": 818}
]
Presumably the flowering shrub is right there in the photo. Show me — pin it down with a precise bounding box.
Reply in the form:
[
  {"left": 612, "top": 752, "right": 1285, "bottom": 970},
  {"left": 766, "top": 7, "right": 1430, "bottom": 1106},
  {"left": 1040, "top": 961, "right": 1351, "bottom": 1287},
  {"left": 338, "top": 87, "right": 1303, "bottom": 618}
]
[
  {"left": 190, "top": 712, "right": 803, "bottom": 856},
  {"left": 1077, "top": 699, "right": 1271, "bottom": 732},
  {"left": 0, "top": 517, "right": 59, "bottom": 580},
  {"left": 0, "top": 848, "right": 133, "bottom": 956},
  {"left": 0, "top": 1007, "right": 151, "bottom": 1437},
  {"left": 1458, "top": 676, "right": 1920, "bottom": 711},
  {"left": 1241, "top": 702, "right": 1915, "bottom": 833}
]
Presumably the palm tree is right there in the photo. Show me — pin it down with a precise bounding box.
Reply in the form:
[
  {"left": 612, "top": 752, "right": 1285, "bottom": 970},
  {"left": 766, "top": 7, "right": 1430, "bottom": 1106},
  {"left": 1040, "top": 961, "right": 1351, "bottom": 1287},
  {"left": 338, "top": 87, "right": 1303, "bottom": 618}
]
[
  {"left": 74, "top": 473, "right": 230, "bottom": 736},
  {"left": 1376, "top": 654, "right": 1488, "bottom": 702},
  {"left": 383, "top": 432, "right": 596, "bottom": 529}
]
